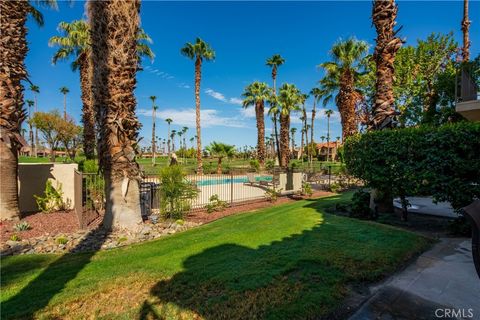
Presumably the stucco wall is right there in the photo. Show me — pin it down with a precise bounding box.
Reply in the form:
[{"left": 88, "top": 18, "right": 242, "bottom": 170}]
[{"left": 18, "top": 163, "right": 78, "bottom": 213}]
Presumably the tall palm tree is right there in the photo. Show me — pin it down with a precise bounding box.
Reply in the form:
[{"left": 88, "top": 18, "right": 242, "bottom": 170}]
[
  {"left": 275, "top": 84, "right": 302, "bottom": 168},
  {"left": 266, "top": 54, "right": 285, "bottom": 165},
  {"left": 325, "top": 109, "right": 334, "bottom": 161},
  {"left": 89, "top": 0, "right": 143, "bottom": 230},
  {"left": 59, "top": 86, "right": 69, "bottom": 119},
  {"left": 26, "top": 99, "right": 35, "bottom": 155},
  {"left": 181, "top": 126, "right": 188, "bottom": 150},
  {"left": 49, "top": 19, "right": 154, "bottom": 159},
  {"left": 318, "top": 38, "right": 369, "bottom": 140},
  {"left": 165, "top": 118, "right": 172, "bottom": 154},
  {"left": 320, "top": 136, "right": 326, "bottom": 143},
  {"left": 29, "top": 84, "right": 40, "bottom": 157},
  {"left": 206, "top": 142, "right": 235, "bottom": 174},
  {"left": 149, "top": 95, "right": 157, "bottom": 166},
  {"left": 290, "top": 127, "right": 297, "bottom": 154},
  {"left": 0, "top": 0, "right": 57, "bottom": 220},
  {"left": 310, "top": 87, "right": 322, "bottom": 161},
  {"left": 180, "top": 38, "right": 215, "bottom": 175},
  {"left": 299, "top": 93, "right": 309, "bottom": 161},
  {"left": 241, "top": 81, "right": 270, "bottom": 167},
  {"left": 461, "top": 0, "right": 471, "bottom": 61},
  {"left": 371, "top": 0, "right": 403, "bottom": 129},
  {"left": 171, "top": 129, "right": 177, "bottom": 152}
]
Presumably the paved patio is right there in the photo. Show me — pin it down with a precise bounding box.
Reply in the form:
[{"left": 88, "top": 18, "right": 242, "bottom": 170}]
[{"left": 350, "top": 238, "right": 480, "bottom": 320}]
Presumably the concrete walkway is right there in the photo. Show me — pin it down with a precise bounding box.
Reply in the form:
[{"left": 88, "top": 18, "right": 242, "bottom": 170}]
[
  {"left": 350, "top": 238, "right": 480, "bottom": 320},
  {"left": 393, "top": 197, "right": 459, "bottom": 218}
]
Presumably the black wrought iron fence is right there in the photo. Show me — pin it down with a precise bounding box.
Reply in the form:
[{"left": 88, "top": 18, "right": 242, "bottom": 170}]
[{"left": 74, "top": 170, "right": 105, "bottom": 229}]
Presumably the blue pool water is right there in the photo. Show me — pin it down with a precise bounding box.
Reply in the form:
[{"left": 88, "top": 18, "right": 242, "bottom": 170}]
[{"left": 196, "top": 176, "right": 272, "bottom": 187}]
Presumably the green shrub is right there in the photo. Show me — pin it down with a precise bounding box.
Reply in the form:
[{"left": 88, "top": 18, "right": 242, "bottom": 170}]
[
  {"left": 34, "top": 180, "right": 65, "bottom": 213},
  {"left": 265, "top": 187, "right": 282, "bottom": 202},
  {"left": 265, "top": 160, "right": 275, "bottom": 171},
  {"left": 249, "top": 159, "right": 260, "bottom": 172},
  {"left": 350, "top": 189, "right": 374, "bottom": 219},
  {"left": 175, "top": 219, "right": 185, "bottom": 226},
  {"left": 302, "top": 183, "right": 313, "bottom": 197},
  {"left": 13, "top": 221, "right": 31, "bottom": 232},
  {"left": 344, "top": 122, "right": 480, "bottom": 214},
  {"left": 329, "top": 183, "right": 341, "bottom": 193},
  {"left": 9, "top": 234, "right": 21, "bottom": 242},
  {"left": 79, "top": 159, "right": 99, "bottom": 173},
  {"left": 159, "top": 166, "right": 199, "bottom": 219},
  {"left": 205, "top": 194, "right": 228, "bottom": 213},
  {"left": 56, "top": 236, "right": 68, "bottom": 245}
]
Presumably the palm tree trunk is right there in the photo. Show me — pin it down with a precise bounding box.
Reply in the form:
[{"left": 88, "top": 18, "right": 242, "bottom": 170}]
[
  {"left": 299, "top": 127, "right": 304, "bottom": 160},
  {"left": 195, "top": 58, "right": 203, "bottom": 174},
  {"left": 255, "top": 100, "right": 266, "bottom": 167},
  {"left": 167, "top": 124, "right": 171, "bottom": 155},
  {"left": 80, "top": 56, "right": 95, "bottom": 159},
  {"left": 63, "top": 93, "right": 67, "bottom": 120},
  {"left": 326, "top": 116, "right": 331, "bottom": 162},
  {"left": 371, "top": 0, "right": 402, "bottom": 129},
  {"left": 34, "top": 94, "right": 38, "bottom": 157},
  {"left": 310, "top": 101, "right": 316, "bottom": 164},
  {"left": 303, "top": 107, "right": 309, "bottom": 163},
  {"left": 217, "top": 157, "right": 222, "bottom": 174},
  {"left": 0, "top": 0, "right": 29, "bottom": 220},
  {"left": 462, "top": 0, "right": 471, "bottom": 61},
  {"left": 279, "top": 113, "right": 290, "bottom": 169},
  {"left": 273, "top": 115, "right": 281, "bottom": 165},
  {"left": 151, "top": 109, "right": 156, "bottom": 166},
  {"left": 89, "top": 0, "right": 143, "bottom": 230}
]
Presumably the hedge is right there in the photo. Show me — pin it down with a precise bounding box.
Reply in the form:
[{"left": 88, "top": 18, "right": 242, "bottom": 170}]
[{"left": 344, "top": 122, "right": 480, "bottom": 211}]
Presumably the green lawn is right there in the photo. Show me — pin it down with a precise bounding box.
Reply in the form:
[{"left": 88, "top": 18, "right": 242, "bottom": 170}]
[{"left": 1, "top": 193, "right": 431, "bottom": 319}]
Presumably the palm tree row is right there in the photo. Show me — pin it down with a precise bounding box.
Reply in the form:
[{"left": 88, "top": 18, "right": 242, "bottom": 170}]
[{"left": 49, "top": 18, "right": 154, "bottom": 160}]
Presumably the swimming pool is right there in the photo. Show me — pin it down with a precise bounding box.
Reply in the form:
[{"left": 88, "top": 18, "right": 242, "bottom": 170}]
[{"left": 195, "top": 176, "right": 272, "bottom": 186}]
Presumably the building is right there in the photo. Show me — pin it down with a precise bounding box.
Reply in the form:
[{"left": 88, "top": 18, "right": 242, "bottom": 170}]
[{"left": 316, "top": 141, "right": 341, "bottom": 161}]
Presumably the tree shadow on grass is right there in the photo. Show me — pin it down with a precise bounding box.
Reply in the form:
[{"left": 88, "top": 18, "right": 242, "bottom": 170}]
[
  {"left": 1, "top": 227, "right": 111, "bottom": 319},
  {"left": 139, "top": 219, "right": 353, "bottom": 319}
]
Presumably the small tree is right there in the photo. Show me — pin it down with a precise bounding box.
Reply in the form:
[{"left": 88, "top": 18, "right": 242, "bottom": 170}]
[
  {"left": 159, "top": 166, "right": 198, "bottom": 219},
  {"left": 58, "top": 117, "right": 82, "bottom": 160},
  {"left": 30, "top": 110, "right": 63, "bottom": 162},
  {"left": 205, "top": 141, "right": 236, "bottom": 174}
]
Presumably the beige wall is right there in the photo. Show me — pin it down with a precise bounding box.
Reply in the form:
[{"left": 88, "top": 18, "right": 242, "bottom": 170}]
[
  {"left": 278, "top": 172, "right": 302, "bottom": 194},
  {"left": 18, "top": 163, "right": 78, "bottom": 213}
]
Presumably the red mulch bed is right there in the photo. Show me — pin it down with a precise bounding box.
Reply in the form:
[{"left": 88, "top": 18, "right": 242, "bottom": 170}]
[
  {"left": 186, "top": 191, "right": 334, "bottom": 224},
  {"left": 0, "top": 210, "right": 101, "bottom": 242},
  {"left": 1, "top": 191, "right": 334, "bottom": 242}
]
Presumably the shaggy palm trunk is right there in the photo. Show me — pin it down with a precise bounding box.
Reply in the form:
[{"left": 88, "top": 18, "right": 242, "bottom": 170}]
[
  {"left": 217, "top": 157, "right": 223, "bottom": 174},
  {"left": 63, "top": 93, "right": 67, "bottom": 120},
  {"left": 89, "top": 0, "right": 143, "bottom": 230},
  {"left": 0, "top": 0, "right": 29, "bottom": 220},
  {"left": 303, "top": 107, "right": 309, "bottom": 163},
  {"left": 299, "top": 127, "right": 304, "bottom": 160},
  {"left": 273, "top": 115, "right": 281, "bottom": 165},
  {"left": 195, "top": 58, "right": 203, "bottom": 174},
  {"left": 462, "top": 0, "right": 471, "bottom": 61},
  {"left": 371, "top": 0, "right": 402, "bottom": 130},
  {"left": 337, "top": 72, "right": 359, "bottom": 141},
  {"left": 167, "top": 124, "right": 171, "bottom": 155},
  {"left": 326, "top": 117, "right": 331, "bottom": 161},
  {"left": 255, "top": 100, "right": 266, "bottom": 167},
  {"left": 291, "top": 132, "right": 295, "bottom": 155},
  {"left": 370, "top": 0, "right": 402, "bottom": 213},
  {"left": 34, "top": 96, "right": 38, "bottom": 157},
  {"left": 79, "top": 55, "right": 96, "bottom": 159},
  {"left": 310, "top": 101, "right": 316, "bottom": 164},
  {"left": 279, "top": 113, "right": 290, "bottom": 169},
  {"left": 151, "top": 108, "right": 156, "bottom": 166}
]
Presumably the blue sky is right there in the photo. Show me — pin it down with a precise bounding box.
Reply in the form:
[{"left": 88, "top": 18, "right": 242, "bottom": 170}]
[{"left": 24, "top": 1, "right": 480, "bottom": 148}]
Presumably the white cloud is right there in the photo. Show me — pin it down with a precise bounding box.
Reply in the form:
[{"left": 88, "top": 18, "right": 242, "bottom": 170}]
[
  {"left": 205, "top": 89, "right": 243, "bottom": 106},
  {"left": 229, "top": 97, "right": 243, "bottom": 105},
  {"left": 205, "top": 89, "right": 227, "bottom": 102},
  {"left": 177, "top": 83, "right": 191, "bottom": 89},
  {"left": 137, "top": 107, "right": 246, "bottom": 128}
]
